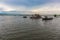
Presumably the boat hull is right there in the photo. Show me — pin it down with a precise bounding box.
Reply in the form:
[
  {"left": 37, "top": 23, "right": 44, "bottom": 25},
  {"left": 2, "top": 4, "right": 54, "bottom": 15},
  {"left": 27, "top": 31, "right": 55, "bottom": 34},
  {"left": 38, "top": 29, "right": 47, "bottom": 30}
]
[
  {"left": 42, "top": 18, "right": 53, "bottom": 20},
  {"left": 30, "top": 17, "right": 41, "bottom": 19},
  {"left": 23, "top": 16, "right": 27, "bottom": 18}
]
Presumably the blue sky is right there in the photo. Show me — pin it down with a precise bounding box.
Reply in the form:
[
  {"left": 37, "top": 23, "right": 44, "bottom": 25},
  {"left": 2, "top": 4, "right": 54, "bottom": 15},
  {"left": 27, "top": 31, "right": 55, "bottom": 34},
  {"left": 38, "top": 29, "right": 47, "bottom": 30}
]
[
  {"left": 4, "top": 0, "right": 51, "bottom": 7},
  {"left": 3, "top": 0, "right": 60, "bottom": 7},
  {"left": 0, "top": 0, "right": 60, "bottom": 14}
]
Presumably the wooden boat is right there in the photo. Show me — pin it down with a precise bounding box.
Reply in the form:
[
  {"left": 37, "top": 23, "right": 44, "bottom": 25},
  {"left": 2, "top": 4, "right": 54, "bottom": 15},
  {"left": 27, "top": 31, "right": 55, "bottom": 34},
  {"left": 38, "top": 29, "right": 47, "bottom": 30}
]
[
  {"left": 42, "top": 16, "right": 53, "bottom": 20},
  {"left": 42, "top": 18, "right": 53, "bottom": 20}
]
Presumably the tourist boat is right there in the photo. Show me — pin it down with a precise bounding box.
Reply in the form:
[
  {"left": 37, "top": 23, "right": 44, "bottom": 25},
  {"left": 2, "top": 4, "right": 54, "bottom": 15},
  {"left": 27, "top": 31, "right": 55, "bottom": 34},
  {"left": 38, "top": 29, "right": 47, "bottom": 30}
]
[
  {"left": 42, "top": 16, "right": 53, "bottom": 20},
  {"left": 30, "top": 14, "right": 41, "bottom": 19}
]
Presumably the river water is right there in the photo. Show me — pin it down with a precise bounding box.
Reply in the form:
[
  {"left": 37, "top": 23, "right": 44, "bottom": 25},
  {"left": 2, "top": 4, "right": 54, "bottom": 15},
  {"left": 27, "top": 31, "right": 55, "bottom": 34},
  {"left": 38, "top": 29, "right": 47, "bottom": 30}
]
[{"left": 0, "top": 16, "right": 60, "bottom": 40}]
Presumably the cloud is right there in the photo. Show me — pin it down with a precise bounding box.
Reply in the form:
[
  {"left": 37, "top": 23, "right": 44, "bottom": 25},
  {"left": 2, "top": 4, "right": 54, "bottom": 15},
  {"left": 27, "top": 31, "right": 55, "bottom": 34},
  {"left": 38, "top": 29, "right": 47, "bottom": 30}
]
[
  {"left": 0, "top": 2, "right": 60, "bottom": 15},
  {"left": 0, "top": 3, "right": 15, "bottom": 11},
  {"left": 0, "top": 3, "right": 29, "bottom": 11},
  {"left": 2, "top": 0, "right": 51, "bottom": 7},
  {"left": 32, "top": 3, "right": 60, "bottom": 14},
  {"left": 0, "top": 0, "right": 60, "bottom": 14}
]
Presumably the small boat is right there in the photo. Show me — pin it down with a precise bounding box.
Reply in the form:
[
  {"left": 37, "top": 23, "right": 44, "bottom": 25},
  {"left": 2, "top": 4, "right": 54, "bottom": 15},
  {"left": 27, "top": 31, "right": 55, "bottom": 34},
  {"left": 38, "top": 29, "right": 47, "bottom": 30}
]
[
  {"left": 54, "top": 14, "right": 57, "bottom": 17},
  {"left": 23, "top": 16, "right": 27, "bottom": 18},
  {"left": 42, "top": 16, "right": 53, "bottom": 20},
  {"left": 42, "top": 18, "right": 53, "bottom": 20}
]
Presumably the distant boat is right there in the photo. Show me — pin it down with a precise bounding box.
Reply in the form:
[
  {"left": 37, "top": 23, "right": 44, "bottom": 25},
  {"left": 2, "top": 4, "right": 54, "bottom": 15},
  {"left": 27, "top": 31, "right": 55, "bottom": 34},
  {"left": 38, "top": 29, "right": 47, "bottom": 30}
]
[
  {"left": 42, "top": 16, "right": 53, "bottom": 20},
  {"left": 23, "top": 16, "right": 27, "bottom": 18},
  {"left": 54, "top": 14, "right": 57, "bottom": 17},
  {"left": 30, "top": 14, "right": 41, "bottom": 19}
]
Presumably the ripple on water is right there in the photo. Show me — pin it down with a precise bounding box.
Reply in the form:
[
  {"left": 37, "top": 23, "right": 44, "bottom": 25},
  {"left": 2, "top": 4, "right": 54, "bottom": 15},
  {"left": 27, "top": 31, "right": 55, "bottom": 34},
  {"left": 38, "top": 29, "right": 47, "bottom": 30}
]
[{"left": 0, "top": 16, "right": 60, "bottom": 40}]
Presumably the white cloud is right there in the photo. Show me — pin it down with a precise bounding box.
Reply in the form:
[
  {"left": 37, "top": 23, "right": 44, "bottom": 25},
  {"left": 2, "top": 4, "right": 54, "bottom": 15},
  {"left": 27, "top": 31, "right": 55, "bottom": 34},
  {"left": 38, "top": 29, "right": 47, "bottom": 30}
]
[
  {"left": 0, "top": 2, "right": 60, "bottom": 14},
  {"left": 0, "top": 3, "right": 15, "bottom": 11},
  {"left": 0, "top": 3, "right": 29, "bottom": 11},
  {"left": 32, "top": 3, "right": 60, "bottom": 14}
]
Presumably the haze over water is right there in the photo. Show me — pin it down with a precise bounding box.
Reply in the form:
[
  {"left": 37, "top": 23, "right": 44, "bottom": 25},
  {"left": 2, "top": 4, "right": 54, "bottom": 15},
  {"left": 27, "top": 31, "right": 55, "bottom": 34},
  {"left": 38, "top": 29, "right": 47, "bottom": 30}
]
[{"left": 0, "top": 16, "right": 60, "bottom": 40}]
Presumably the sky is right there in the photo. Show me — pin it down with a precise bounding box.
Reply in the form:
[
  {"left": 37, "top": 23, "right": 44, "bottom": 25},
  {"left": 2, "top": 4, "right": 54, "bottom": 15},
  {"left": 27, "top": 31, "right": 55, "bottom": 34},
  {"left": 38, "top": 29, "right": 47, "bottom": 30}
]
[{"left": 0, "top": 0, "right": 60, "bottom": 14}]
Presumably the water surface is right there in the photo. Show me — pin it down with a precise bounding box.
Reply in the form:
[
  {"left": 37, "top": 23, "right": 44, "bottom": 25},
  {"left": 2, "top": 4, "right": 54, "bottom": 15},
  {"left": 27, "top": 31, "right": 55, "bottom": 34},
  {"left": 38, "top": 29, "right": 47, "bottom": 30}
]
[{"left": 0, "top": 16, "right": 60, "bottom": 40}]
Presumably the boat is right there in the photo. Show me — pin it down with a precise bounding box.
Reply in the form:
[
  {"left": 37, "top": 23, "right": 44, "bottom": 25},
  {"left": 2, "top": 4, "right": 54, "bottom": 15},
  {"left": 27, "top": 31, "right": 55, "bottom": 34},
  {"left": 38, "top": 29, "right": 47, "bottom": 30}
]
[
  {"left": 30, "top": 14, "right": 41, "bottom": 19},
  {"left": 23, "top": 16, "right": 27, "bottom": 18},
  {"left": 54, "top": 14, "right": 57, "bottom": 17},
  {"left": 42, "top": 16, "right": 53, "bottom": 20}
]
